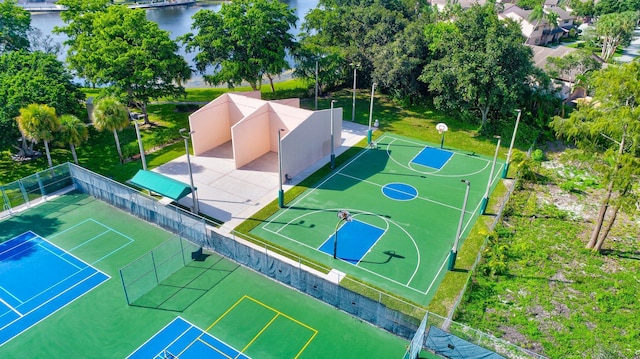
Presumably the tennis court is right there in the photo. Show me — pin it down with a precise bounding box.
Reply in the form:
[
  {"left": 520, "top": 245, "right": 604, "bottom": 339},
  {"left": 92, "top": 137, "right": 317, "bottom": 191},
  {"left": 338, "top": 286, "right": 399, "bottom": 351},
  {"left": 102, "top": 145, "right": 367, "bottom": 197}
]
[
  {"left": 0, "top": 191, "right": 408, "bottom": 358},
  {"left": 251, "top": 133, "right": 504, "bottom": 304},
  {"left": 0, "top": 231, "right": 109, "bottom": 346}
]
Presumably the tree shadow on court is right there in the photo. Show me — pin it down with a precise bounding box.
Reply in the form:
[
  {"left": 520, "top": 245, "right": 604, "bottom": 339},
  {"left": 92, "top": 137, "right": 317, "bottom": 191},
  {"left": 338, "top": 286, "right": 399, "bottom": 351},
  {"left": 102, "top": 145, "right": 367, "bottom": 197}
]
[
  {"left": 130, "top": 254, "right": 240, "bottom": 312},
  {"left": 1, "top": 215, "right": 63, "bottom": 261},
  {"left": 321, "top": 148, "right": 390, "bottom": 191},
  {"left": 341, "top": 250, "right": 406, "bottom": 265}
]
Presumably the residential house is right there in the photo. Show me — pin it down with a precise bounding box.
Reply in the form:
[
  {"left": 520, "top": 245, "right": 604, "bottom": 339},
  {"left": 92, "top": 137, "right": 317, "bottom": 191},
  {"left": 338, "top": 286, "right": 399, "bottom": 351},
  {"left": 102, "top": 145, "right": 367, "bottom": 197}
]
[
  {"left": 428, "top": 0, "right": 487, "bottom": 11},
  {"left": 500, "top": 4, "right": 576, "bottom": 45},
  {"left": 528, "top": 45, "right": 605, "bottom": 102}
]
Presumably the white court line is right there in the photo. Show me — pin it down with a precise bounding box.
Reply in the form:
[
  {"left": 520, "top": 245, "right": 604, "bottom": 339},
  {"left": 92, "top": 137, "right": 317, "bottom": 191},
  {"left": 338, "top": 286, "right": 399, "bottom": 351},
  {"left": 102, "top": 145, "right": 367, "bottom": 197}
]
[
  {"left": 0, "top": 286, "right": 23, "bottom": 306},
  {"left": 49, "top": 218, "right": 135, "bottom": 264},
  {"left": 0, "top": 271, "right": 108, "bottom": 332},
  {"left": 259, "top": 134, "right": 484, "bottom": 296},
  {"left": 92, "top": 241, "right": 134, "bottom": 264},
  {"left": 0, "top": 297, "right": 22, "bottom": 317},
  {"left": 338, "top": 172, "right": 463, "bottom": 212},
  {"left": 261, "top": 221, "right": 429, "bottom": 296},
  {"left": 38, "top": 243, "right": 82, "bottom": 270},
  {"left": 125, "top": 317, "right": 187, "bottom": 359},
  {"left": 382, "top": 136, "right": 493, "bottom": 177},
  {"left": 0, "top": 231, "right": 39, "bottom": 257},
  {"left": 68, "top": 230, "right": 111, "bottom": 251}
]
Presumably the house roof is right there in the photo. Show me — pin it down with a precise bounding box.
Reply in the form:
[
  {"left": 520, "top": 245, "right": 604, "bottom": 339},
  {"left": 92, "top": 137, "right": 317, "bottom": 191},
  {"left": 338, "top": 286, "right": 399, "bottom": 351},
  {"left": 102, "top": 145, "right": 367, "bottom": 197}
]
[
  {"left": 547, "top": 6, "right": 573, "bottom": 21},
  {"left": 528, "top": 45, "right": 576, "bottom": 71},
  {"left": 501, "top": 4, "right": 574, "bottom": 26},
  {"left": 528, "top": 45, "right": 605, "bottom": 82},
  {"left": 430, "top": 0, "right": 486, "bottom": 8}
]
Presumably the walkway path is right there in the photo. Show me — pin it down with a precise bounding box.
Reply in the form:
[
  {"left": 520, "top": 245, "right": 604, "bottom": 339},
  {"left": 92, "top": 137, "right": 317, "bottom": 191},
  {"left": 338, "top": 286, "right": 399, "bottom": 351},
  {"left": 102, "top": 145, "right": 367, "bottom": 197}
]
[{"left": 616, "top": 28, "right": 640, "bottom": 63}]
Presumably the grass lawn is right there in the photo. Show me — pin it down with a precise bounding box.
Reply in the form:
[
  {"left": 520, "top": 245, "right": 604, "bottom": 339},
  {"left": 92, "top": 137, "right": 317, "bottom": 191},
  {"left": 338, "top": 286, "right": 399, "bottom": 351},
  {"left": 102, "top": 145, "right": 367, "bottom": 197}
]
[{"left": 455, "top": 150, "right": 640, "bottom": 358}]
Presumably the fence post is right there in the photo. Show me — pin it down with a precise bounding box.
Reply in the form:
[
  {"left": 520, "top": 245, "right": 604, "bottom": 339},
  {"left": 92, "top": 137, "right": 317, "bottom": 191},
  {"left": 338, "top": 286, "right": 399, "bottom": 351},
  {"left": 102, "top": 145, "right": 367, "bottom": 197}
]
[
  {"left": 18, "top": 180, "right": 29, "bottom": 207},
  {"left": 35, "top": 172, "right": 47, "bottom": 199},
  {"left": 150, "top": 252, "right": 159, "bottom": 285},
  {"left": 119, "top": 269, "right": 131, "bottom": 305}
]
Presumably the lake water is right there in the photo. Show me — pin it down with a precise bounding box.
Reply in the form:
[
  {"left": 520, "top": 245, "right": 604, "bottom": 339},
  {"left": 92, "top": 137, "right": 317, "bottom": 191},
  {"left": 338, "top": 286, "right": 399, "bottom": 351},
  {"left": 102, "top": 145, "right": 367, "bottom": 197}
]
[{"left": 29, "top": 0, "right": 317, "bottom": 86}]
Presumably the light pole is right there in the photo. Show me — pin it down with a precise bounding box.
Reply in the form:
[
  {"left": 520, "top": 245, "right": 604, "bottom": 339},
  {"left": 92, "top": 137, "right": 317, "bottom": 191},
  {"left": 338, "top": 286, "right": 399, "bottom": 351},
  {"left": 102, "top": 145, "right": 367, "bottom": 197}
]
[
  {"left": 133, "top": 119, "right": 147, "bottom": 170},
  {"left": 502, "top": 109, "right": 521, "bottom": 178},
  {"left": 367, "top": 82, "right": 377, "bottom": 145},
  {"left": 480, "top": 136, "right": 501, "bottom": 214},
  {"left": 330, "top": 100, "right": 337, "bottom": 169},
  {"left": 315, "top": 60, "right": 319, "bottom": 111},
  {"left": 448, "top": 180, "right": 471, "bottom": 271},
  {"left": 179, "top": 128, "right": 198, "bottom": 214},
  {"left": 334, "top": 210, "right": 353, "bottom": 259},
  {"left": 278, "top": 128, "right": 285, "bottom": 208},
  {"left": 351, "top": 63, "right": 358, "bottom": 123}
]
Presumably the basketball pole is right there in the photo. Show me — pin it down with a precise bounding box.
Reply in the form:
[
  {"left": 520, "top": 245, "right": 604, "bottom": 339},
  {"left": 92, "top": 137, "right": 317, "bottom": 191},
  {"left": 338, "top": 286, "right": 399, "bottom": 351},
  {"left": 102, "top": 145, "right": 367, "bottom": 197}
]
[
  {"left": 480, "top": 136, "right": 501, "bottom": 214},
  {"left": 334, "top": 210, "right": 352, "bottom": 259},
  {"left": 448, "top": 180, "right": 470, "bottom": 271}
]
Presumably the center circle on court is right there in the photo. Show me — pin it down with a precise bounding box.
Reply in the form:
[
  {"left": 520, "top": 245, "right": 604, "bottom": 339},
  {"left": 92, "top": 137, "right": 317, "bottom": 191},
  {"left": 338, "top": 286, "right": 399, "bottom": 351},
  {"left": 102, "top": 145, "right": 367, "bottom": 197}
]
[{"left": 381, "top": 183, "right": 418, "bottom": 201}]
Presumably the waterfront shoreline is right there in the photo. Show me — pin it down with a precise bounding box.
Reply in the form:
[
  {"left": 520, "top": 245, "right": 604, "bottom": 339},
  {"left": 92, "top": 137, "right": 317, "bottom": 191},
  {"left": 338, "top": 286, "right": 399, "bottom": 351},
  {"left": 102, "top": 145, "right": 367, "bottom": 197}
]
[{"left": 18, "top": 0, "right": 197, "bottom": 13}]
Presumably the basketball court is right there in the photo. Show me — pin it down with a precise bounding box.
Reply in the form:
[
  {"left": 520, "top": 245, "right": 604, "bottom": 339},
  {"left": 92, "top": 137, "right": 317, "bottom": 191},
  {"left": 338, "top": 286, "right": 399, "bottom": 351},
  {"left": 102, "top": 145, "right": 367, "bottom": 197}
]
[{"left": 250, "top": 133, "right": 504, "bottom": 304}]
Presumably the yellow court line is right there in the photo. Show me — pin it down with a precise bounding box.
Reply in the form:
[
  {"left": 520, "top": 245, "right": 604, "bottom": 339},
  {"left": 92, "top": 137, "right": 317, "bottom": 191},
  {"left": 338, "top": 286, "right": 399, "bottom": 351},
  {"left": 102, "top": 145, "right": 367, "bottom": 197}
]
[
  {"left": 197, "top": 337, "right": 234, "bottom": 359},
  {"left": 295, "top": 330, "right": 319, "bottom": 359},
  {"left": 206, "top": 295, "right": 250, "bottom": 331},
  {"left": 207, "top": 295, "right": 319, "bottom": 358},
  {"left": 244, "top": 295, "right": 319, "bottom": 333},
  {"left": 240, "top": 313, "right": 279, "bottom": 353}
]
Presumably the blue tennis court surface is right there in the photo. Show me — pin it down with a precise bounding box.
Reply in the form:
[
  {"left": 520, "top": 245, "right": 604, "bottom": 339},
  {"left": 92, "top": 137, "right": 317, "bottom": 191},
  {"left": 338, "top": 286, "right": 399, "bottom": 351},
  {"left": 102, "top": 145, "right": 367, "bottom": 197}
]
[
  {"left": 0, "top": 231, "right": 109, "bottom": 346},
  {"left": 411, "top": 146, "right": 453, "bottom": 169},
  {"left": 128, "top": 317, "right": 250, "bottom": 359},
  {"left": 319, "top": 220, "right": 385, "bottom": 264}
]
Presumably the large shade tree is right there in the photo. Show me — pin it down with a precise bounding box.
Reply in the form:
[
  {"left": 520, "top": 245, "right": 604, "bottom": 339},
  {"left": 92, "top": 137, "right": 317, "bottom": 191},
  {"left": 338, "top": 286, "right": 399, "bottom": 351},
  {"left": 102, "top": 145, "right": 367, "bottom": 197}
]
[
  {"left": 58, "top": 114, "right": 88, "bottom": 165},
  {"left": 420, "top": 3, "right": 538, "bottom": 128},
  {"left": 595, "top": 11, "right": 638, "bottom": 62},
  {"left": 0, "top": 0, "right": 31, "bottom": 53},
  {"left": 57, "top": 2, "right": 191, "bottom": 123},
  {"left": 92, "top": 96, "right": 130, "bottom": 164},
  {"left": 181, "top": 0, "right": 296, "bottom": 91},
  {"left": 16, "top": 104, "right": 60, "bottom": 168},
  {"left": 297, "top": 0, "right": 422, "bottom": 97},
  {"left": 0, "top": 50, "right": 85, "bottom": 149},
  {"left": 551, "top": 62, "right": 640, "bottom": 252}
]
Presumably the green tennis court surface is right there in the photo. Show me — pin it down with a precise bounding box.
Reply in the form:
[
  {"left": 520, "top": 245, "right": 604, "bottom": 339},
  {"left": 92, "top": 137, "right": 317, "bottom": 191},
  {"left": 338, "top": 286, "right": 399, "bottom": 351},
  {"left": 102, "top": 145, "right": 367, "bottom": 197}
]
[
  {"left": 0, "top": 193, "right": 407, "bottom": 358},
  {"left": 251, "top": 133, "right": 503, "bottom": 305}
]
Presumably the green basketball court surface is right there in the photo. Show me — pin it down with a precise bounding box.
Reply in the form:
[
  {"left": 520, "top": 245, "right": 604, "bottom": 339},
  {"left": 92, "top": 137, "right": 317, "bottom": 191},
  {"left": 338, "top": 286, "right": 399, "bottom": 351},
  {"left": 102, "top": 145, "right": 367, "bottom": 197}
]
[
  {"left": 251, "top": 133, "right": 504, "bottom": 305},
  {"left": 0, "top": 193, "right": 408, "bottom": 358}
]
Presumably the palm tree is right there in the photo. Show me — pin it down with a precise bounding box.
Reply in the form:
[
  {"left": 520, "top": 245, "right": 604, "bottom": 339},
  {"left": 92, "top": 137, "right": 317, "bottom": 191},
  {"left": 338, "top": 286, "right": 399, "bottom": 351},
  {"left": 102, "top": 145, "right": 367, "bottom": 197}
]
[
  {"left": 16, "top": 104, "right": 60, "bottom": 168},
  {"left": 92, "top": 96, "right": 130, "bottom": 163},
  {"left": 58, "top": 114, "right": 88, "bottom": 165},
  {"left": 545, "top": 11, "right": 560, "bottom": 43},
  {"left": 525, "top": 5, "right": 545, "bottom": 45}
]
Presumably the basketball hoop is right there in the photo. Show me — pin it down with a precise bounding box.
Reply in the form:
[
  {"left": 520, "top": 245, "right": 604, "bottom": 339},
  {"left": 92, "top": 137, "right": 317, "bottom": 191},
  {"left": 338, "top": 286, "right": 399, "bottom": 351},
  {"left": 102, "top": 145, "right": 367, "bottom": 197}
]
[
  {"left": 436, "top": 123, "right": 448, "bottom": 134},
  {"left": 337, "top": 210, "right": 353, "bottom": 222}
]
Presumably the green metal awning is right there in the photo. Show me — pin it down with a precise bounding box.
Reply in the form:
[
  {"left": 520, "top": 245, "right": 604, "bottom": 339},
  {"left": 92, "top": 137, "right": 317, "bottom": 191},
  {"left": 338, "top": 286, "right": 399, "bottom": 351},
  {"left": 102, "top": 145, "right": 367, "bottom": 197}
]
[{"left": 129, "top": 170, "right": 195, "bottom": 201}]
